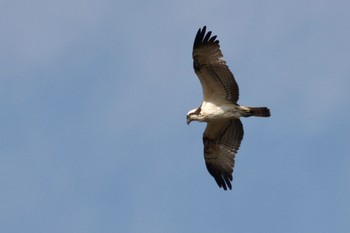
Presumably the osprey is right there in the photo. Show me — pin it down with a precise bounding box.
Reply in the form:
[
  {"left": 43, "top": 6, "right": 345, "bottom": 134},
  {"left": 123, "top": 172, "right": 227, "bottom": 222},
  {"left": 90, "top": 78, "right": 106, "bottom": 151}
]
[{"left": 187, "top": 26, "right": 271, "bottom": 190}]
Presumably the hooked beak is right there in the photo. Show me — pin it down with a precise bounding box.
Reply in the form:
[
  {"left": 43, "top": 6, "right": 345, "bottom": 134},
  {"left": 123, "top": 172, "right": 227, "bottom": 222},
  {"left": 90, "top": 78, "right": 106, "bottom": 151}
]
[{"left": 186, "top": 117, "right": 191, "bottom": 125}]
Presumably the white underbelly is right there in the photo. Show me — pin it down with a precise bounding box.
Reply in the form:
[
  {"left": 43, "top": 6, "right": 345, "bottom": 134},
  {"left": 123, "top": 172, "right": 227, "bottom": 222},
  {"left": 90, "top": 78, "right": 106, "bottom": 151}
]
[{"left": 201, "top": 102, "right": 241, "bottom": 120}]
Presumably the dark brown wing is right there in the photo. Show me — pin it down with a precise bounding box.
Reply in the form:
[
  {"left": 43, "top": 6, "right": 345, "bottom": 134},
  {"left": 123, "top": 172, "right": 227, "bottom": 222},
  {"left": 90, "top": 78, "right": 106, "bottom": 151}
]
[
  {"left": 193, "top": 26, "right": 239, "bottom": 104},
  {"left": 203, "top": 119, "right": 244, "bottom": 190}
]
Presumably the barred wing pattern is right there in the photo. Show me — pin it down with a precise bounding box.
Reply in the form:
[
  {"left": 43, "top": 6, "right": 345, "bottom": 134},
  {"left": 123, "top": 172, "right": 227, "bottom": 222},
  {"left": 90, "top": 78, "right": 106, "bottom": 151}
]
[
  {"left": 203, "top": 119, "right": 244, "bottom": 190},
  {"left": 193, "top": 26, "right": 239, "bottom": 104}
]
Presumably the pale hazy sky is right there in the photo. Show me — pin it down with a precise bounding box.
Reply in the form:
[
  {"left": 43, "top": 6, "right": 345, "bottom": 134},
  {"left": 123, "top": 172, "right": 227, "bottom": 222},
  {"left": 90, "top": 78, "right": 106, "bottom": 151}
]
[{"left": 1, "top": 0, "right": 349, "bottom": 232}]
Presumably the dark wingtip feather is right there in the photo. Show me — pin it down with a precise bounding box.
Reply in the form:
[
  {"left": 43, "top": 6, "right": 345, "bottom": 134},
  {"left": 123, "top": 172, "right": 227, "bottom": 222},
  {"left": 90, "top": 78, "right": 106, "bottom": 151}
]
[
  {"left": 224, "top": 176, "right": 232, "bottom": 190},
  {"left": 193, "top": 26, "right": 219, "bottom": 50},
  {"left": 212, "top": 173, "right": 232, "bottom": 191}
]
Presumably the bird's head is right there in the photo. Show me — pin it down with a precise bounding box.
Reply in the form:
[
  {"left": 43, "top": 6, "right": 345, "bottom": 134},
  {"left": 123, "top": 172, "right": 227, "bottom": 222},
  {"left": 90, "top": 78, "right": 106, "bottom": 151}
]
[{"left": 186, "top": 108, "right": 201, "bottom": 125}]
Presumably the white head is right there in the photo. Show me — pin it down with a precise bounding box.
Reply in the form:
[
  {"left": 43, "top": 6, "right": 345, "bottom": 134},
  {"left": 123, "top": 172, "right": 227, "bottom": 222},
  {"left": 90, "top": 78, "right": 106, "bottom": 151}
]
[{"left": 186, "top": 108, "right": 201, "bottom": 125}]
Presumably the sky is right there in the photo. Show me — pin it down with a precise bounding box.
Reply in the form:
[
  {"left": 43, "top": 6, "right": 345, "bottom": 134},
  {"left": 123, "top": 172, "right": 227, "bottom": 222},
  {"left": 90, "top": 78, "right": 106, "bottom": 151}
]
[{"left": 1, "top": 0, "right": 349, "bottom": 232}]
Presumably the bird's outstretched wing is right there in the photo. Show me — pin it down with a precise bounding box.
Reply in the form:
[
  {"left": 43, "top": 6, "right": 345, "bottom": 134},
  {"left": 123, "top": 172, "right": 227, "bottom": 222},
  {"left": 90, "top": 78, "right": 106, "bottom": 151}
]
[
  {"left": 193, "top": 26, "right": 239, "bottom": 104},
  {"left": 203, "top": 119, "right": 244, "bottom": 190}
]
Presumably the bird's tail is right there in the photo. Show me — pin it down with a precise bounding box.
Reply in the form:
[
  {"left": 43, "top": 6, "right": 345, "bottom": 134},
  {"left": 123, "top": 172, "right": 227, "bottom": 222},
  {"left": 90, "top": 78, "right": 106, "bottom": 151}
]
[{"left": 248, "top": 107, "right": 271, "bottom": 117}]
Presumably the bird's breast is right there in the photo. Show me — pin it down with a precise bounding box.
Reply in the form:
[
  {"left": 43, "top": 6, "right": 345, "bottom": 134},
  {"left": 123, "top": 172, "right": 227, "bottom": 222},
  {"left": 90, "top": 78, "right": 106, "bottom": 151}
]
[{"left": 201, "top": 102, "right": 240, "bottom": 120}]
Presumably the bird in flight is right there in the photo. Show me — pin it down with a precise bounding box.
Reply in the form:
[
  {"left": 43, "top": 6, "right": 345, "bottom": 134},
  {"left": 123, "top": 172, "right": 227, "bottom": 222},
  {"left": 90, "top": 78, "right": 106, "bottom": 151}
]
[{"left": 187, "top": 26, "right": 271, "bottom": 190}]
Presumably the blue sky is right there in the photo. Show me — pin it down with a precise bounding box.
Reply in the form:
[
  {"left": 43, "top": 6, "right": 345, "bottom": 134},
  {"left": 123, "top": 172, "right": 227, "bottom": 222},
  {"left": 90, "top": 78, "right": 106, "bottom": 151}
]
[{"left": 1, "top": 0, "right": 349, "bottom": 232}]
